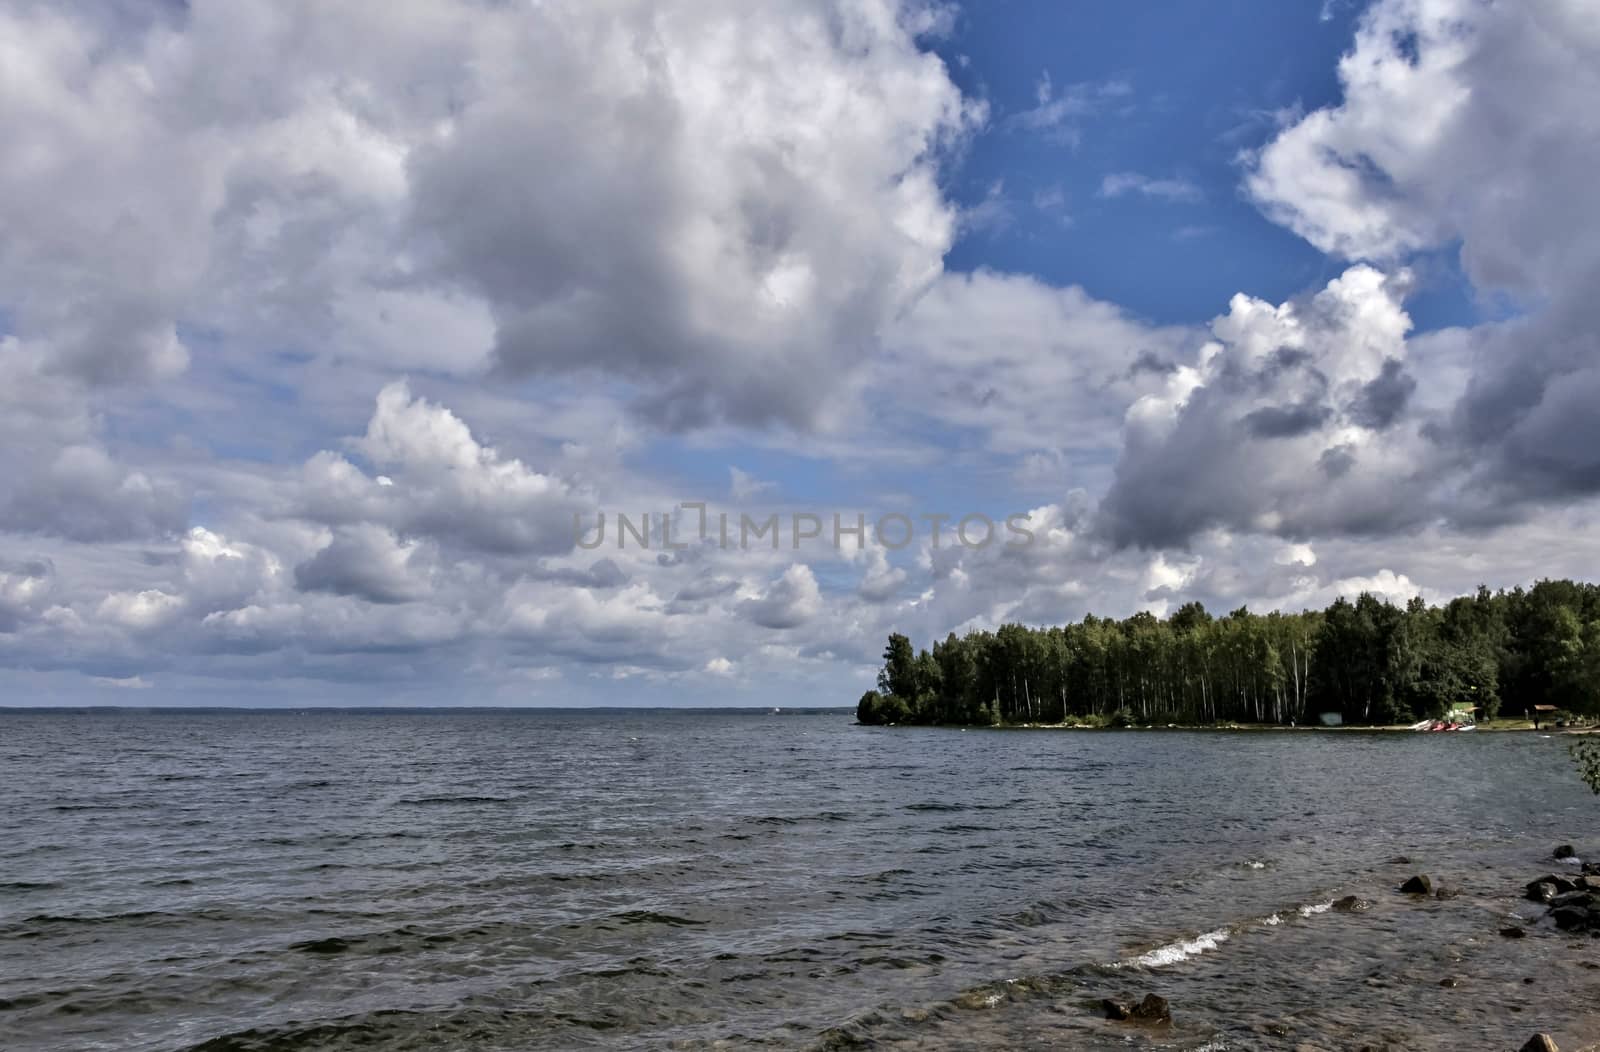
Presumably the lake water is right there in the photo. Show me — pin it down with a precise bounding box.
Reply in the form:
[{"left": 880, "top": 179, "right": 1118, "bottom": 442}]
[{"left": 2, "top": 709, "right": 1598, "bottom": 1050}]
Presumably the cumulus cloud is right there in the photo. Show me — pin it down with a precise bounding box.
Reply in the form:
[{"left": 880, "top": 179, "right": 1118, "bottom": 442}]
[
  {"left": 97, "top": 589, "right": 183, "bottom": 632},
  {"left": 0, "top": 559, "right": 54, "bottom": 634},
  {"left": 294, "top": 524, "right": 434, "bottom": 605},
  {"left": 880, "top": 269, "right": 1193, "bottom": 462},
  {"left": 1098, "top": 266, "right": 1431, "bottom": 547},
  {"left": 741, "top": 564, "right": 823, "bottom": 629},
  {"left": 300, "top": 381, "right": 593, "bottom": 557},
  {"left": 0, "top": 444, "right": 186, "bottom": 543},
  {"left": 857, "top": 548, "right": 908, "bottom": 603},
  {"left": 1248, "top": 0, "right": 1600, "bottom": 505},
  {"left": 407, "top": 0, "right": 978, "bottom": 430},
  {"left": 5, "top": 0, "right": 1600, "bottom": 706}
]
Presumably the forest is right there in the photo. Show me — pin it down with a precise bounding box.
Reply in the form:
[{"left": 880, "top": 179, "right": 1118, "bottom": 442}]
[{"left": 857, "top": 580, "right": 1600, "bottom": 727}]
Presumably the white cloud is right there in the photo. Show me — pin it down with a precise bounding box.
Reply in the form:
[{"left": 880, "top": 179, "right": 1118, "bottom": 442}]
[
  {"left": 729, "top": 467, "right": 777, "bottom": 502},
  {"left": 3, "top": 0, "right": 1600, "bottom": 707},
  {"left": 1007, "top": 72, "right": 1130, "bottom": 145},
  {"left": 300, "top": 381, "right": 595, "bottom": 557},
  {"left": 1099, "top": 265, "right": 1432, "bottom": 546},
  {"left": 741, "top": 564, "right": 823, "bottom": 630},
  {"left": 97, "top": 590, "right": 183, "bottom": 632},
  {"left": 1099, "top": 172, "right": 1204, "bottom": 204},
  {"left": 1247, "top": 0, "right": 1600, "bottom": 504}
]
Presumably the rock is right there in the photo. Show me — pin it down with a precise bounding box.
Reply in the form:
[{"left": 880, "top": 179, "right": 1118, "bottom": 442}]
[
  {"left": 1131, "top": 993, "right": 1171, "bottom": 1024},
  {"left": 1332, "top": 895, "right": 1372, "bottom": 912},
  {"left": 1399, "top": 874, "right": 1433, "bottom": 895},
  {"left": 1388, "top": 855, "right": 1413, "bottom": 865},
  {"left": 1549, "top": 890, "right": 1597, "bottom": 911},
  {"left": 1527, "top": 874, "right": 1578, "bottom": 900},
  {"left": 1520, "top": 1036, "right": 1559, "bottom": 1052},
  {"left": 1551, "top": 904, "right": 1593, "bottom": 932},
  {"left": 1500, "top": 925, "right": 1527, "bottom": 938},
  {"left": 1434, "top": 886, "right": 1461, "bottom": 900},
  {"left": 1439, "top": 977, "right": 1461, "bottom": 988},
  {"left": 1101, "top": 998, "right": 1130, "bottom": 1020},
  {"left": 1584, "top": 862, "right": 1600, "bottom": 876},
  {"left": 1555, "top": 844, "right": 1577, "bottom": 860}
]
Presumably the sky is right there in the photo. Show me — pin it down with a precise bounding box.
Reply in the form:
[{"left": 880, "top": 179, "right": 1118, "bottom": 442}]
[{"left": 4, "top": 0, "right": 1600, "bottom": 707}]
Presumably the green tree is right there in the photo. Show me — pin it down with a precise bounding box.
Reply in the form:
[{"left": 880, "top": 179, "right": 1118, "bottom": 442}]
[{"left": 878, "top": 633, "right": 916, "bottom": 701}]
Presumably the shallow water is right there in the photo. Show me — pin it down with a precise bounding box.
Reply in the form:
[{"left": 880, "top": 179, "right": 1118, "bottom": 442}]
[{"left": 2, "top": 709, "right": 1597, "bottom": 1050}]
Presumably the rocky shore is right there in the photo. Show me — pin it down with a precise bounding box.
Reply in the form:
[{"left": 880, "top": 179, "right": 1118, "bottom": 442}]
[
  {"left": 1089, "top": 843, "right": 1600, "bottom": 1051},
  {"left": 1374, "top": 843, "right": 1597, "bottom": 1052}
]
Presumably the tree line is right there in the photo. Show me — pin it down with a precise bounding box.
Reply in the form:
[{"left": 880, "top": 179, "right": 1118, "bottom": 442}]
[{"left": 857, "top": 580, "right": 1600, "bottom": 727}]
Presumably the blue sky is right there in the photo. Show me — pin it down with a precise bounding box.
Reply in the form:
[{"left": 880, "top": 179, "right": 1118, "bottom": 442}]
[
  {"left": 941, "top": 2, "right": 1357, "bottom": 317},
  {"left": 2, "top": 0, "right": 1599, "bottom": 705}
]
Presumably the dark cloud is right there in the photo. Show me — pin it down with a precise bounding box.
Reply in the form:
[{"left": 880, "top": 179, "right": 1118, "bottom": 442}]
[
  {"left": 293, "top": 526, "right": 432, "bottom": 605},
  {"left": 1348, "top": 358, "right": 1416, "bottom": 431},
  {"left": 1243, "top": 401, "right": 1333, "bottom": 439}
]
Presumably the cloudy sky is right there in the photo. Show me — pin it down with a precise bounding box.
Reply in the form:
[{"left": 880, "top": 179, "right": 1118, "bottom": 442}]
[{"left": 3, "top": 0, "right": 1599, "bottom": 707}]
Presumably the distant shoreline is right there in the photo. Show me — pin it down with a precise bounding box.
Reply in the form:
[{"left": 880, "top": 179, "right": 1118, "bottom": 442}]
[
  {"left": 882, "top": 720, "right": 1599, "bottom": 734},
  {"left": 0, "top": 705, "right": 855, "bottom": 715}
]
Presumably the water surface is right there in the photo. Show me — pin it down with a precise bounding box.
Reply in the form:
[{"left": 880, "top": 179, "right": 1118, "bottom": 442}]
[{"left": 2, "top": 709, "right": 1597, "bottom": 1049}]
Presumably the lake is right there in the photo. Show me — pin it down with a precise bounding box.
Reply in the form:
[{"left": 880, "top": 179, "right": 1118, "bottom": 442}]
[{"left": 2, "top": 709, "right": 1597, "bottom": 1049}]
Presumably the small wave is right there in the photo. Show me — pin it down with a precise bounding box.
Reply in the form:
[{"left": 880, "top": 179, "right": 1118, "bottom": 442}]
[
  {"left": 16, "top": 909, "right": 184, "bottom": 927},
  {"left": 289, "top": 936, "right": 356, "bottom": 955},
  {"left": 609, "top": 910, "right": 705, "bottom": 928},
  {"left": 398, "top": 795, "right": 514, "bottom": 806},
  {"left": 1118, "top": 927, "right": 1231, "bottom": 968},
  {"left": 1116, "top": 895, "right": 1339, "bottom": 969}
]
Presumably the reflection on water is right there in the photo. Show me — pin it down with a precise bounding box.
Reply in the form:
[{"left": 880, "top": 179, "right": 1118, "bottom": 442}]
[{"left": 1, "top": 710, "right": 1597, "bottom": 1050}]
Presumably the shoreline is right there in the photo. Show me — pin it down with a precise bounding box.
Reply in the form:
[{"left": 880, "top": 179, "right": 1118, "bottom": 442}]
[{"left": 926, "top": 721, "right": 1600, "bottom": 734}]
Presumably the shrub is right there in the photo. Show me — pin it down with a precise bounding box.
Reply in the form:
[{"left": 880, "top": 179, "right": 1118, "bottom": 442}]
[{"left": 1574, "top": 739, "right": 1600, "bottom": 794}]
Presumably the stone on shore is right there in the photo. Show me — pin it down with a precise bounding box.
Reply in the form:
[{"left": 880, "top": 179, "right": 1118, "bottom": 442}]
[
  {"left": 1399, "top": 874, "right": 1433, "bottom": 895},
  {"left": 1132, "top": 993, "right": 1171, "bottom": 1024},
  {"left": 1103, "top": 994, "right": 1171, "bottom": 1025},
  {"left": 1527, "top": 874, "right": 1579, "bottom": 901},
  {"left": 1101, "top": 998, "right": 1130, "bottom": 1020},
  {"left": 1551, "top": 903, "right": 1595, "bottom": 932}
]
